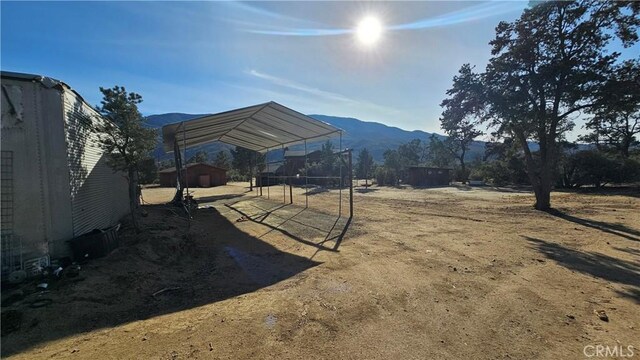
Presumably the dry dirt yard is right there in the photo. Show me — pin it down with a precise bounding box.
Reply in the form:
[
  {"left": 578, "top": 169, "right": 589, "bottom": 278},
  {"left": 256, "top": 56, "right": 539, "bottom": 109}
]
[{"left": 2, "top": 183, "right": 639, "bottom": 359}]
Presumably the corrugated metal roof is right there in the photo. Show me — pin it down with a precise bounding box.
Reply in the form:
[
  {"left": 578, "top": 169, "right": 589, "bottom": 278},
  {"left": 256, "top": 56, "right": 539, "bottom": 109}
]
[{"left": 162, "top": 102, "right": 341, "bottom": 153}]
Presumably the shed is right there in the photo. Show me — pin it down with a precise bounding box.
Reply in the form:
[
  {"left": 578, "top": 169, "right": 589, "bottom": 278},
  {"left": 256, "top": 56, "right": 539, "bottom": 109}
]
[
  {"left": 1, "top": 71, "right": 130, "bottom": 269},
  {"left": 159, "top": 163, "right": 227, "bottom": 188},
  {"left": 407, "top": 167, "right": 451, "bottom": 187}
]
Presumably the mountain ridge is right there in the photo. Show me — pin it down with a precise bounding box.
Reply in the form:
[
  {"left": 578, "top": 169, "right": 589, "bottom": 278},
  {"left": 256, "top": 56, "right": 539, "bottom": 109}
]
[{"left": 146, "top": 112, "right": 486, "bottom": 163}]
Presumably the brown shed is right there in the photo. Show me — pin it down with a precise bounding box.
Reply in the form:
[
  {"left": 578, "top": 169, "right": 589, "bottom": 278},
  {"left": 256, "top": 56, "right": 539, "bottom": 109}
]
[
  {"left": 407, "top": 167, "right": 451, "bottom": 187},
  {"left": 159, "top": 163, "right": 227, "bottom": 188}
]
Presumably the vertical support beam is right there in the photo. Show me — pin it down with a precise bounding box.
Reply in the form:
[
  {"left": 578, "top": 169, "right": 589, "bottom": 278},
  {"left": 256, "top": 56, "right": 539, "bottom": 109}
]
[
  {"left": 253, "top": 151, "right": 257, "bottom": 196},
  {"left": 282, "top": 145, "right": 286, "bottom": 204},
  {"left": 304, "top": 140, "right": 308, "bottom": 209},
  {"left": 348, "top": 149, "right": 353, "bottom": 219},
  {"left": 267, "top": 148, "right": 270, "bottom": 199},
  {"left": 260, "top": 150, "right": 265, "bottom": 196},
  {"left": 182, "top": 122, "right": 191, "bottom": 227},
  {"left": 338, "top": 131, "right": 343, "bottom": 217}
]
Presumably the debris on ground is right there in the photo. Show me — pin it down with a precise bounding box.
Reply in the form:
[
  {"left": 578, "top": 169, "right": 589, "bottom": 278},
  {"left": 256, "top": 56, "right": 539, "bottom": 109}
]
[
  {"left": 152, "top": 287, "right": 182, "bottom": 298},
  {"left": 594, "top": 309, "right": 609, "bottom": 322}
]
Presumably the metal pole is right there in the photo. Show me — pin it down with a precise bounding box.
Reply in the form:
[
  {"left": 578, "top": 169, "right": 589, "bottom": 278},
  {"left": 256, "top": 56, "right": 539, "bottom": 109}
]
[
  {"left": 338, "top": 131, "right": 342, "bottom": 217},
  {"left": 182, "top": 122, "right": 191, "bottom": 227},
  {"left": 304, "top": 140, "right": 308, "bottom": 209},
  {"left": 260, "top": 150, "right": 265, "bottom": 196},
  {"left": 267, "top": 148, "right": 270, "bottom": 199},
  {"left": 348, "top": 149, "right": 353, "bottom": 219},
  {"left": 282, "top": 145, "right": 286, "bottom": 204}
]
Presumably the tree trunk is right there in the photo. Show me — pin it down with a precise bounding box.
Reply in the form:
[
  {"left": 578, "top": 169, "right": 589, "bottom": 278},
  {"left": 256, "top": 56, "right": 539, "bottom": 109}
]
[
  {"left": 533, "top": 172, "right": 552, "bottom": 211},
  {"left": 128, "top": 168, "right": 140, "bottom": 232},
  {"left": 516, "top": 132, "right": 553, "bottom": 211}
]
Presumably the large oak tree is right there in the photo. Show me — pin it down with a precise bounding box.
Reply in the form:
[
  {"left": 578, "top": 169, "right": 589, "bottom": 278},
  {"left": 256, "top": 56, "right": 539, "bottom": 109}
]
[{"left": 442, "top": 1, "right": 639, "bottom": 210}]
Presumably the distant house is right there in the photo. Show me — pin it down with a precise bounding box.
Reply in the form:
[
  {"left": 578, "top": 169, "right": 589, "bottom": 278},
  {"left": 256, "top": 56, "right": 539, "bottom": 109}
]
[
  {"left": 159, "top": 163, "right": 227, "bottom": 188},
  {"left": 259, "top": 149, "right": 324, "bottom": 186},
  {"left": 283, "top": 149, "right": 322, "bottom": 175},
  {"left": 1, "top": 71, "right": 130, "bottom": 269},
  {"left": 406, "top": 167, "right": 451, "bottom": 187}
]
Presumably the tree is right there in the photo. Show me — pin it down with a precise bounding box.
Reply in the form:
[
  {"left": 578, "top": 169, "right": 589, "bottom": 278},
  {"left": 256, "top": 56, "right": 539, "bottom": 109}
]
[
  {"left": 444, "top": 1, "right": 639, "bottom": 210},
  {"left": 398, "top": 139, "right": 427, "bottom": 168},
  {"left": 425, "top": 134, "right": 454, "bottom": 168},
  {"left": 187, "top": 150, "right": 208, "bottom": 164},
  {"left": 580, "top": 59, "right": 640, "bottom": 158},
  {"left": 137, "top": 158, "right": 158, "bottom": 185},
  {"left": 230, "top": 147, "right": 264, "bottom": 190},
  {"left": 320, "top": 140, "right": 336, "bottom": 174},
  {"left": 383, "top": 149, "right": 402, "bottom": 186},
  {"left": 213, "top": 151, "right": 231, "bottom": 169},
  {"left": 93, "top": 86, "right": 157, "bottom": 231},
  {"left": 440, "top": 64, "right": 484, "bottom": 182},
  {"left": 355, "top": 148, "right": 374, "bottom": 186}
]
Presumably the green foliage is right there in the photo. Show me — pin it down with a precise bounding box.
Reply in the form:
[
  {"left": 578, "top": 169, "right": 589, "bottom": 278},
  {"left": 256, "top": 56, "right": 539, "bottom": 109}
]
[
  {"left": 440, "top": 64, "right": 484, "bottom": 180},
  {"left": 375, "top": 167, "right": 398, "bottom": 186},
  {"left": 382, "top": 149, "right": 402, "bottom": 185},
  {"left": 230, "top": 147, "right": 265, "bottom": 187},
  {"left": 580, "top": 59, "right": 640, "bottom": 158},
  {"left": 320, "top": 140, "right": 337, "bottom": 174},
  {"left": 93, "top": 86, "right": 157, "bottom": 173},
  {"left": 442, "top": 1, "right": 640, "bottom": 209},
  {"left": 476, "top": 138, "right": 529, "bottom": 185},
  {"left": 355, "top": 148, "right": 374, "bottom": 180},
  {"left": 137, "top": 158, "right": 158, "bottom": 184},
  {"left": 397, "top": 139, "right": 426, "bottom": 168},
  {"left": 93, "top": 85, "right": 157, "bottom": 230},
  {"left": 558, "top": 151, "right": 640, "bottom": 188},
  {"left": 187, "top": 150, "right": 208, "bottom": 164},
  {"left": 213, "top": 151, "right": 231, "bottom": 170},
  {"left": 425, "top": 135, "right": 454, "bottom": 168}
]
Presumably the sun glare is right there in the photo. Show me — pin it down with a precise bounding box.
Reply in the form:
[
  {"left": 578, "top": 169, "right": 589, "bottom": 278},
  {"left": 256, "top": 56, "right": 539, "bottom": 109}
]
[{"left": 356, "top": 16, "right": 383, "bottom": 46}]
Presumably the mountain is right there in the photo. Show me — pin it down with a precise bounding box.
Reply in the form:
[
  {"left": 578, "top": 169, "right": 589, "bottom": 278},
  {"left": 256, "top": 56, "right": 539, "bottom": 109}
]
[{"left": 146, "top": 113, "right": 487, "bottom": 163}]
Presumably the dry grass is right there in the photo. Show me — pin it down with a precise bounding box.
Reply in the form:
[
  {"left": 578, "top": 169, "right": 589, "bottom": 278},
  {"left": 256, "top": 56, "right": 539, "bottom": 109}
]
[{"left": 2, "top": 183, "right": 639, "bottom": 359}]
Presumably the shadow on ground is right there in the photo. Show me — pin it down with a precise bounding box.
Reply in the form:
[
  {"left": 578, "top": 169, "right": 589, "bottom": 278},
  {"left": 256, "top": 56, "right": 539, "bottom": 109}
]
[
  {"left": 523, "top": 236, "right": 640, "bottom": 303},
  {"left": 224, "top": 197, "right": 352, "bottom": 255},
  {"left": 547, "top": 209, "right": 640, "bottom": 242},
  {"left": 0, "top": 205, "right": 320, "bottom": 356}
]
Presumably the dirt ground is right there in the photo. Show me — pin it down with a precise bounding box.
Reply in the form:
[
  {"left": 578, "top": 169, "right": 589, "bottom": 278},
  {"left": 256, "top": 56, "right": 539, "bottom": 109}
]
[{"left": 2, "top": 182, "right": 639, "bottom": 359}]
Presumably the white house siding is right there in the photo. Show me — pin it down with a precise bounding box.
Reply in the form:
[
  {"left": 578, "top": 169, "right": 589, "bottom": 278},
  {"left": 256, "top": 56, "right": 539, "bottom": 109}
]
[
  {"left": 62, "top": 90, "right": 129, "bottom": 237},
  {"left": 1, "top": 79, "right": 73, "bottom": 260}
]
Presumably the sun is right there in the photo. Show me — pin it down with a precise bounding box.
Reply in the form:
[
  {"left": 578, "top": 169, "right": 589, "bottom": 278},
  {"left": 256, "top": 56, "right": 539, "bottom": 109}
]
[{"left": 356, "top": 16, "right": 383, "bottom": 46}]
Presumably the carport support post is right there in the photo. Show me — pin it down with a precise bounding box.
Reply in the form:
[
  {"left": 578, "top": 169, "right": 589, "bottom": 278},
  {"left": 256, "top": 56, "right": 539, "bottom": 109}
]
[
  {"left": 348, "top": 148, "right": 353, "bottom": 219},
  {"left": 339, "top": 131, "right": 343, "bottom": 217},
  {"left": 267, "top": 148, "right": 270, "bottom": 199},
  {"left": 282, "top": 145, "right": 286, "bottom": 204},
  {"left": 304, "top": 140, "right": 308, "bottom": 209}
]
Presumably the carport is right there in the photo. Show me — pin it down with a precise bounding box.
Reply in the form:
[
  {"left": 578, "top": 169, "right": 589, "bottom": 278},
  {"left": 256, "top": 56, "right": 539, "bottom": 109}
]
[{"left": 161, "top": 101, "right": 353, "bottom": 223}]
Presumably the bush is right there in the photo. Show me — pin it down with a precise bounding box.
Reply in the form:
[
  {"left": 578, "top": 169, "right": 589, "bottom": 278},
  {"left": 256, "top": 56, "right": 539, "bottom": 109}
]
[
  {"left": 375, "top": 167, "right": 398, "bottom": 186},
  {"left": 558, "top": 150, "right": 640, "bottom": 188}
]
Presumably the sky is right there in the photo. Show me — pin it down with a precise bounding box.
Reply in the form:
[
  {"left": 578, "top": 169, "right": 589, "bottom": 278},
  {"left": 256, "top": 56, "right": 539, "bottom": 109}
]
[{"left": 2, "top": 1, "right": 539, "bottom": 135}]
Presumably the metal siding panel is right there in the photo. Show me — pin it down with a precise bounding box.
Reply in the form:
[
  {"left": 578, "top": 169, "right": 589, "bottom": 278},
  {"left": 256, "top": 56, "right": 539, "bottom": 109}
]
[{"left": 64, "top": 91, "right": 129, "bottom": 237}]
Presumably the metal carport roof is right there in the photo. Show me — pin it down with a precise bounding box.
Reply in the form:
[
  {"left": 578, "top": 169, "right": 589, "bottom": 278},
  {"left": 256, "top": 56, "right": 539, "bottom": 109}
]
[{"left": 162, "top": 101, "right": 341, "bottom": 153}]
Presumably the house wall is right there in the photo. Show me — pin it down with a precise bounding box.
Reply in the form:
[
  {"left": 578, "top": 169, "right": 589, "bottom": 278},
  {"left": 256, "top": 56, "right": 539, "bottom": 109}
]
[
  {"left": 1, "top": 78, "right": 73, "bottom": 260},
  {"left": 407, "top": 168, "right": 450, "bottom": 187},
  {"left": 159, "top": 165, "right": 227, "bottom": 187},
  {"left": 62, "top": 89, "right": 130, "bottom": 240}
]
